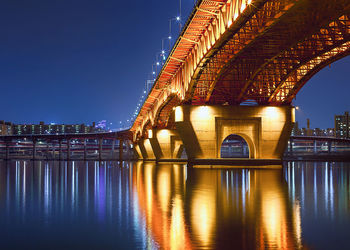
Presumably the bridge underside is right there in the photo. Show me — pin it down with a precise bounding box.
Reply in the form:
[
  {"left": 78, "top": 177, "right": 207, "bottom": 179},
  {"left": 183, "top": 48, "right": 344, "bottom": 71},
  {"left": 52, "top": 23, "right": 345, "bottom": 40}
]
[
  {"left": 142, "top": 0, "right": 349, "bottom": 134},
  {"left": 131, "top": 0, "right": 350, "bottom": 162},
  {"left": 190, "top": 0, "right": 350, "bottom": 105}
]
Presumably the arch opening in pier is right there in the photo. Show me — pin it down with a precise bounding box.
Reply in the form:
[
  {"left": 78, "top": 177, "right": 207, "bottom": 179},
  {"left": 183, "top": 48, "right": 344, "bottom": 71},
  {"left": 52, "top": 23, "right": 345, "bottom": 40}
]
[{"left": 220, "top": 134, "right": 249, "bottom": 159}]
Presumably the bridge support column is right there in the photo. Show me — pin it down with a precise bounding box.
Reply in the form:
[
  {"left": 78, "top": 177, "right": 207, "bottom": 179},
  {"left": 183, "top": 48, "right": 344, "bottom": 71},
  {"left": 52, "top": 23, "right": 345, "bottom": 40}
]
[
  {"left": 133, "top": 144, "right": 143, "bottom": 160},
  {"left": 125, "top": 140, "right": 133, "bottom": 160},
  {"left": 328, "top": 140, "right": 332, "bottom": 153},
  {"left": 46, "top": 141, "right": 50, "bottom": 160},
  {"left": 83, "top": 139, "right": 87, "bottom": 160},
  {"left": 111, "top": 139, "right": 115, "bottom": 159},
  {"left": 59, "top": 140, "right": 62, "bottom": 160},
  {"left": 5, "top": 142, "right": 10, "bottom": 160},
  {"left": 32, "top": 139, "right": 37, "bottom": 160},
  {"left": 52, "top": 141, "right": 56, "bottom": 160},
  {"left": 119, "top": 139, "right": 123, "bottom": 161},
  {"left": 98, "top": 138, "right": 103, "bottom": 161},
  {"left": 314, "top": 140, "right": 317, "bottom": 154},
  {"left": 67, "top": 139, "right": 71, "bottom": 160},
  {"left": 137, "top": 139, "right": 155, "bottom": 160},
  {"left": 289, "top": 138, "right": 293, "bottom": 156},
  {"left": 174, "top": 105, "right": 294, "bottom": 160},
  {"left": 148, "top": 129, "right": 183, "bottom": 160}
]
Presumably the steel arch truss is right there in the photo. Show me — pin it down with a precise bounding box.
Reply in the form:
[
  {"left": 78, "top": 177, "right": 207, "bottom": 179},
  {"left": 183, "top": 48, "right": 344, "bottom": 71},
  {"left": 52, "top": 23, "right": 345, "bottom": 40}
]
[
  {"left": 131, "top": 0, "right": 350, "bottom": 140},
  {"left": 192, "top": 0, "right": 294, "bottom": 104},
  {"left": 248, "top": 15, "right": 350, "bottom": 104},
  {"left": 192, "top": 1, "right": 350, "bottom": 105}
]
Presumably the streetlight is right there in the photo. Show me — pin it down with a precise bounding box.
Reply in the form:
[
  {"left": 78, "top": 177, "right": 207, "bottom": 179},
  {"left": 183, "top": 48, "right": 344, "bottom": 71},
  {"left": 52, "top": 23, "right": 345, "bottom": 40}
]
[{"left": 169, "top": 14, "right": 182, "bottom": 42}]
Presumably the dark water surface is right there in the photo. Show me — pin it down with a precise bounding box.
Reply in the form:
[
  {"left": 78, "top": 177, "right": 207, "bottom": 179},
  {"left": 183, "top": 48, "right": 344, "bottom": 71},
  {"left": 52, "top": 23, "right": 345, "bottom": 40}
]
[{"left": 0, "top": 161, "right": 349, "bottom": 249}]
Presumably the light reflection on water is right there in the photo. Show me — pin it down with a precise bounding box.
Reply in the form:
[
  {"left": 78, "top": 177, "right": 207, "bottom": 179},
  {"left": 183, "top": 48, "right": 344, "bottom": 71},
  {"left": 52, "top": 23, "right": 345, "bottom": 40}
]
[
  {"left": 284, "top": 162, "right": 350, "bottom": 249},
  {"left": 0, "top": 161, "right": 349, "bottom": 249}
]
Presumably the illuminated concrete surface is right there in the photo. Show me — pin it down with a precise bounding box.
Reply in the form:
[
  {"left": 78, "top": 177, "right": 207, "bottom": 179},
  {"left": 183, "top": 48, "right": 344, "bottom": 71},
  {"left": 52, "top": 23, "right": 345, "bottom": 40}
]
[
  {"left": 175, "top": 105, "right": 294, "bottom": 160},
  {"left": 135, "top": 105, "right": 294, "bottom": 163}
]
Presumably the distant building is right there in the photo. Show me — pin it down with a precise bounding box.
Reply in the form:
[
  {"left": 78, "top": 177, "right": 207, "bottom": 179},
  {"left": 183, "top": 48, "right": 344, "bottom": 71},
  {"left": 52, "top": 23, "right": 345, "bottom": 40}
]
[
  {"left": 0, "top": 121, "right": 13, "bottom": 135},
  {"left": 326, "top": 128, "right": 335, "bottom": 137},
  {"left": 291, "top": 121, "right": 300, "bottom": 136},
  {"left": 96, "top": 120, "right": 107, "bottom": 130},
  {"left": 335, "top": 111, "right": 350, "bottom": 138},
  {"left": 291, "top": 120, "right": 334, "bottom": 137}
]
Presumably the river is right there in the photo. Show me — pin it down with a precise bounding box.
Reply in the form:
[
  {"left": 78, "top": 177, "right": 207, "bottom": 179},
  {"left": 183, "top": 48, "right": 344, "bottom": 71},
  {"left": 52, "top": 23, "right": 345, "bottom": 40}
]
[{"left": 0, "top": 161, "right": 349, "bottom": 249}]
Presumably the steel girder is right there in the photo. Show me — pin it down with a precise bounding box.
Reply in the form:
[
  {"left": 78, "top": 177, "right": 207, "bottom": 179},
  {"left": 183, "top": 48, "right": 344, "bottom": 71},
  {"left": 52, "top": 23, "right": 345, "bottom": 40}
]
[
  {"left": 131, "top": 0, "right": 350, "bottom": 141},
  {"left": 192, "top": 0, "right": 350, "bottom": 105}
]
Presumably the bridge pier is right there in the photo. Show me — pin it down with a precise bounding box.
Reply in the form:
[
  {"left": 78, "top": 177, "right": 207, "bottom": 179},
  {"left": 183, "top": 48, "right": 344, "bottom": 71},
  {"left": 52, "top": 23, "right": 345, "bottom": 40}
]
[
  {"left": 59, "top": 140, "right": 62, "bottom": 160},
  {"left": 46, "top": 141, "right": 50, "bottom": 160},
  {"left": 32, "top": 139, "right": 36, "bottom": 160},
  {"left": 119, "top": 139, "right": 123, "bottom": 161},
  {"left": 67, "top": 139, "right": 71, "bottom": 160},
  {"left": 5, "top": 141, "right": 10, "bottom": 160},
  {"left": 98, "top": 138, "right": 102, "bottom": 161},
  {"left": 328, "top": 140, "right": 332, "bottom": 153},
  {"left": 111, "top": 139, "right": 115, "bottom": 159},
  {"left": 138, "top": 139, "right": 156, "bottom": 160},
  {"left": 133, "top": 144, "right": 143, "bottom": 159},
  {"left": 289, "top": 138, "right": 293, "bottom": 156},
  {"left": 148, "top": 129, "right": 183, "bottom": 160},
  {"left": 52, "top": 141, "right": 56, "bottom": 160},
  {"left": 83, "top": 139, "right": 87, "bottom": 160},
  {"left": 174, "top": 105, "right": 294, "bottom": 161},
  {"left": 314, "top": 140, "right": 317, "bottom": 154}
]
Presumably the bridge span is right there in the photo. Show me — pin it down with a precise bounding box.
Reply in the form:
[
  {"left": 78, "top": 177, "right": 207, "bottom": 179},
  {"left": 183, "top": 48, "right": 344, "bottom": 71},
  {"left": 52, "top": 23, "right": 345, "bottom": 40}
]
[
  {"left": 130, "top": 0, "right": 350, "bottom": 162},
  {"left": 0, "top": 131, "right": 133, "bottom": 161},
  {"left": 1, "top": 133, "right": 349, "bottom": 162},
  {"left": 285, "top": 136, "right": 350, "bottom": 161}
]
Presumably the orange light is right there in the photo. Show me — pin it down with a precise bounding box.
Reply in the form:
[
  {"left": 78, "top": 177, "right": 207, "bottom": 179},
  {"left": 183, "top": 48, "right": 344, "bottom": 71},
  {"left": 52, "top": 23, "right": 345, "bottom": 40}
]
[
  {"left": 196, "top": 106, "right": 210, "bottom": 120},
  {"left": 175, "top": 106, "right": 184, "bottom": 122}
]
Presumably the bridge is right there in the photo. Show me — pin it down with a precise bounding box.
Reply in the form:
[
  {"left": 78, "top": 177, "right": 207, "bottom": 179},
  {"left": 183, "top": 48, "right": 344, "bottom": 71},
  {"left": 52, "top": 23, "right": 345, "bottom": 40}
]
[
  {"left": 130, "top": 0, "right": 350, "bottom": 162},
  {"left": 0, "top": 131, "right": 133, "bottom": 161},
  {"left": 1, "top": 132, "right": 349, "bottom": 163}
]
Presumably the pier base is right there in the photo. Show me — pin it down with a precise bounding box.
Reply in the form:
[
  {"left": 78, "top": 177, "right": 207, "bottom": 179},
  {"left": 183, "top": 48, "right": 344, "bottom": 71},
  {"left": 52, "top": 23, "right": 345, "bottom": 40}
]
[
  {"left": 174, "top": 105, "right": 294, "bottom": 161},
  {"left": 148, "top": 129, "right": 183, "bottom": 160}
]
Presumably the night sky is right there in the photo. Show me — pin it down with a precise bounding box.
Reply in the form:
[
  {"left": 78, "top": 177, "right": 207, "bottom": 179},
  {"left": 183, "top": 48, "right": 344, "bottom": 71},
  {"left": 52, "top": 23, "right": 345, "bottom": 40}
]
[{"left": 1, "top": 0, "right": 349, "bottom": 129}]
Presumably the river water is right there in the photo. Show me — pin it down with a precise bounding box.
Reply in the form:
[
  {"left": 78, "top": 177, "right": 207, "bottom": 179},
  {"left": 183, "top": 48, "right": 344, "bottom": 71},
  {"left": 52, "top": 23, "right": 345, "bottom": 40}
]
[{"left": 0, "top": 161, "right": 349, "bottom": 249}]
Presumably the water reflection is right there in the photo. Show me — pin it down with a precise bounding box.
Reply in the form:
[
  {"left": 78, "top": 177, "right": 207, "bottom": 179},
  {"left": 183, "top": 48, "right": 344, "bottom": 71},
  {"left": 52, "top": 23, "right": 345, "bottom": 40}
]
[
  {"left": 132, "top": 163, "right": 302, "bottom": 249},
  {"left": 0, "top": 161, "right": 349, "bottom": 249},
  {"left": 0, "top": 161, "right": 137, "bottom": 249},
  {"left": 284, "top": 162, "right": 350, "bottom": 220},
  {"left": 284, "top": 162, "right": 350, "bottom": 249}
]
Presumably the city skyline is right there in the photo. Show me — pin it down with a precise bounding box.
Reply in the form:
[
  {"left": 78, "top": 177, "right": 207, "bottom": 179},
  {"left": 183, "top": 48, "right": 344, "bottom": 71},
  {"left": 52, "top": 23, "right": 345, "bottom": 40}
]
[{"left": 0, "top": 0, "right": 349, "bottom": 129}]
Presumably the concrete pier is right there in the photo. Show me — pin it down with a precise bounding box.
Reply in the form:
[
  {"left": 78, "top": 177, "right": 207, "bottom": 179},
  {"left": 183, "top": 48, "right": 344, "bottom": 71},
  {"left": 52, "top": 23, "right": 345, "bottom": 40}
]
[{"left": 136, "top": 105, "right": 294, "bottom": 163}]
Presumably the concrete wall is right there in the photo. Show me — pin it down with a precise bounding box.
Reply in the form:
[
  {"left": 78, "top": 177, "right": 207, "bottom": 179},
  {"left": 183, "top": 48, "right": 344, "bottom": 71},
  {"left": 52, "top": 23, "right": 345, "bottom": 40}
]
[
  {"left": 135, "top": 129, "right": 183, "bottom": 160},
  {"left": 138, "top": 139, "right": 156, "bottom": 160},
  {"left": 149, "top": 129, "right": 183, "bottom": 159},
  {"left": 134, "top": 144, "right": 143, "bottom": 159},
  {"left": 175, "top": 105, "right": 294, "bottom": 160}
]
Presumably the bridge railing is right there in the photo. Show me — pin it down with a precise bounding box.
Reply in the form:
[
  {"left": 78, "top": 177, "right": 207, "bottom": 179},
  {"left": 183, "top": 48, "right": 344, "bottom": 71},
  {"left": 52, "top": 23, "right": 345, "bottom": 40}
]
[
  {"left": 285, "top": 136, "right": 350, "bottom": 160},
  {"left": 0, "top": 132, "right": 135, "bottom": 161}
]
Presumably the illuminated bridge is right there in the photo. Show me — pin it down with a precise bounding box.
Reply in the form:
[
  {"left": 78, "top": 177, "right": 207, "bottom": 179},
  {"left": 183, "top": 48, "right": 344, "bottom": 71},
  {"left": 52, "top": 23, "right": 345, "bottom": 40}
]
[{"left": 130, "top": 0, "right": 350, "bottom": 163}]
